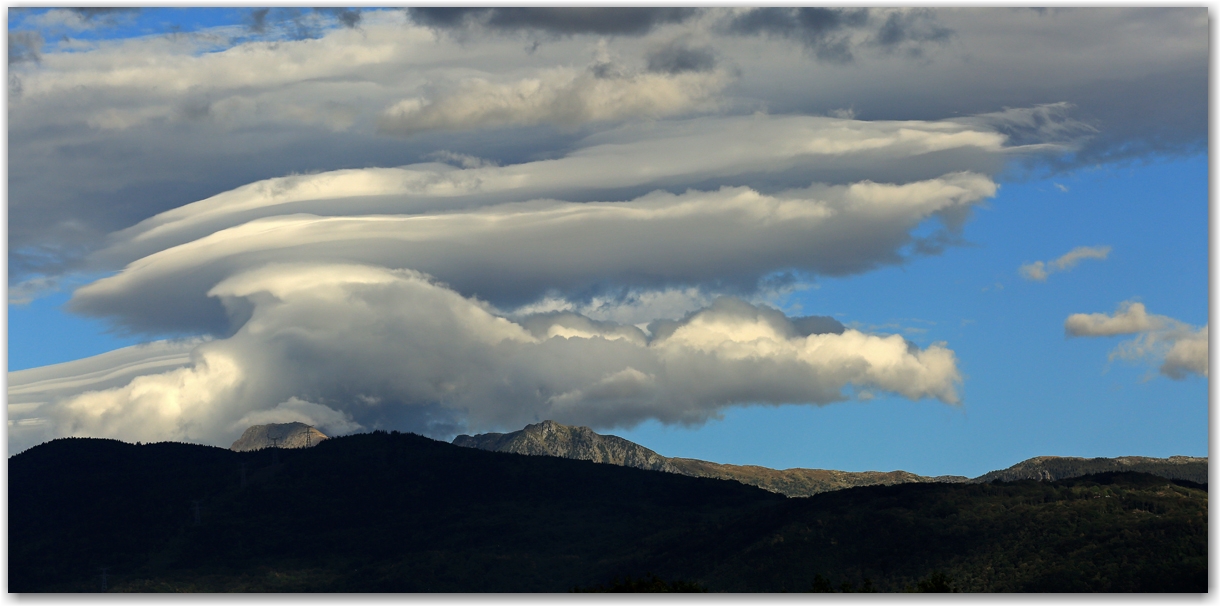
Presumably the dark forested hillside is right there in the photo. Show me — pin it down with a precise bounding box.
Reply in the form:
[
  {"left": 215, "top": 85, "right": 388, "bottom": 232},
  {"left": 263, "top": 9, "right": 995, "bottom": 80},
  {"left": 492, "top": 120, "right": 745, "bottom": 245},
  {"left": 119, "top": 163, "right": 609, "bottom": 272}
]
[{"left": 9, "top": 433, "right": 1207, "bottom": 592}]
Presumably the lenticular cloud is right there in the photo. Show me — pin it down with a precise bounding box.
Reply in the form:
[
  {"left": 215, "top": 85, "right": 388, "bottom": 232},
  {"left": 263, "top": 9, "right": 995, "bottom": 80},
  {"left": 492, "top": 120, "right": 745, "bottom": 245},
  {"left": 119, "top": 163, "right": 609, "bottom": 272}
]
[{"left": 11, "top": 111, "right": 1046, "bottom": 454}]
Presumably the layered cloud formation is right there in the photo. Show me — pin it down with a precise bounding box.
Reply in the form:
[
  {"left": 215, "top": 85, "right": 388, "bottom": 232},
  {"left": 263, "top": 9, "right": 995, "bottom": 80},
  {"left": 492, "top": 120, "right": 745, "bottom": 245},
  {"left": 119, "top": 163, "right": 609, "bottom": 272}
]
[
  {"left": 6, "top": 8, "right": 1208, "bottom": 455},
  {"left": 9, "top": 108, "right": 1013, "bottom": 453},
  {"left": 1066, "top": 301, "right": 1208, "bottom": 380}
]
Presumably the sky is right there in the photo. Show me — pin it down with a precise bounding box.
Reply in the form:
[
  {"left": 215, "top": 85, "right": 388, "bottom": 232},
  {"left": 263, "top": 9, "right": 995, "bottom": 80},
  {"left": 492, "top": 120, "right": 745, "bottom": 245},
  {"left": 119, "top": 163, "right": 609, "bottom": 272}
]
[{"left": 5, "top": 7, "right": 1210, "bottom": 478}]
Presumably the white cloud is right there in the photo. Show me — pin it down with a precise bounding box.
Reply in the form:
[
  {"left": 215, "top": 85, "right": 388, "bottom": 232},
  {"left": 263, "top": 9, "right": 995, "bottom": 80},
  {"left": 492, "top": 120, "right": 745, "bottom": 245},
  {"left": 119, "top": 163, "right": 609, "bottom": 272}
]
[
  {"left": 1160, "top": 326, "right": 1208, "bottom": 379},
  {"left": 232, "top": 397, "right": 364, "bottom": 436},
  {"left": 13, "top": 7, "right": 1203, "bottom": 452},
  {"left": 378, "top": 62, "right": 731, "bottom": 135},
  {"left": 71, "top": 172, "right": 997, "bottom": 335},
  {"left": 1065, "top": 301, "right": 1159, "bottom": 337},
  {"left": 93, "top": 113, "right": 1012, "bottom": 270},
  {"left": 11, "top": 263, "right": 961, "bottom": 454},
  {"left": 1020, "top": 245, "right": 1110, "bottom": 282},
  {"left": 1066, "top": 300, "right": 1207, "bottom": 380}
]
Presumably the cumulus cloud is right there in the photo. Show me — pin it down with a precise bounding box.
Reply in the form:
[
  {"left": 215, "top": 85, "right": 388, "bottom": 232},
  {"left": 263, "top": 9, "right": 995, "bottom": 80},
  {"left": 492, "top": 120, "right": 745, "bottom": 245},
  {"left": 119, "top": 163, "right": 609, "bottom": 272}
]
[
  {"left": 378, "top": 59, "right": 731, "bottom": 135},
  {"left": 1065, "top": 301, "right": 1160, "bottom": 337},
  {"left": 1066, "top": 301, "right": 1207, "bottom": 380},
  {"left": 70, "top": 172, "right": 997, "bottom": 335},
  {"left": 1160, "top": 326, "right": 1209, "bottom": 379},
  {"left": 1020, "top": 245, "right": 1111, "bottom": 281},
  {"left": 11, "top": 263, "right": 960, "bottom": 454}
]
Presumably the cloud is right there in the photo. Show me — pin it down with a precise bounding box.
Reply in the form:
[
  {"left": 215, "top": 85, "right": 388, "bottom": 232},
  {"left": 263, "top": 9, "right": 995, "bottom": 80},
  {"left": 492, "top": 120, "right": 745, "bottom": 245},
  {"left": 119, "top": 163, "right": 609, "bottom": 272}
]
[
  {"left": 8, "top": 338, "right": 205, "bottom": 452},
  {"left": 1160, "top": 326, "right": 1208, "bottom": 379},
  {"left": 8, "top": 31, "right": 43, "bottom": 65},
  {"left": 1020, "top": 245, "right": 1110, "bottom": 281},
  {"left": 723, "top": 8, "right": 952, "bottom": 63},
  {"left": 1066, "top": 300, "right": 1207, "bottom": 380},
  {"left": 645, "top": 39, "right": 717, "bottom": 74},
  {"left": 7, "top": 8, "right": 1206, "bottom": 452},
  {"left": 1065, "top": 301, "right": 1160, "bottom": 336},
  {"left": 69, "top": 172, "right": 998, "bottom": 335},
  {"left": 406, "top": 8, "right": 698, "bottom": 36},
  {"left": 11, "top": 263, "right": 960, "bottom": 454},
  {"left": 20, "top": 8, "right": 139, "bottom": 33},
  {"left": 378, "top": 60, "right": 730, "bottom": 136},
  {"left": 88, "top": 113, "right": 1014, "bottom": 274},
  {"left": 233, "top": 397, "right": 364, "bottom": 436},
  {"left": 10, "top": 9, "right": 1199, "bottom": 282},
  {"left": 315, "top": 8, "right": 362, "bottom": 29},
  {"left": 247, "top": 8, "right": 270, "bottom": 33}
]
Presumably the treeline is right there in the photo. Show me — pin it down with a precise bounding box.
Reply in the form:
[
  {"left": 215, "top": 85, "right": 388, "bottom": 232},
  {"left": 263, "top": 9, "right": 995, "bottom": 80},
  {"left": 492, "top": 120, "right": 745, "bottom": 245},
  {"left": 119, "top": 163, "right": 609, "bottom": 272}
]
[{"left": 9, "top": 433, "right": 1207, "bottom": 592}]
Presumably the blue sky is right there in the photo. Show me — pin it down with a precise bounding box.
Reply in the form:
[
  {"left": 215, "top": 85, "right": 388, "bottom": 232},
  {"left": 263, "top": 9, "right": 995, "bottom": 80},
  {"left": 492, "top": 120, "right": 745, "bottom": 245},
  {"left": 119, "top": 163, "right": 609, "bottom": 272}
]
[{"left": 6, "top": 8, "right": 1209, "bottom": 476}]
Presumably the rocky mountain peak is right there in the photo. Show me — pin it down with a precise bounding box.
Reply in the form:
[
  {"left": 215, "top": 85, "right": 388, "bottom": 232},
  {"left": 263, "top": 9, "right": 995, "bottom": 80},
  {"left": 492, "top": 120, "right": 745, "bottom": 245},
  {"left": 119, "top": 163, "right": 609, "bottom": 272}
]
[
  {"left": 231, "top": 422, "right": 328, "bottom": 452},
  {"left": 453, "top": 420, "right": 675, "bottom": 472}
]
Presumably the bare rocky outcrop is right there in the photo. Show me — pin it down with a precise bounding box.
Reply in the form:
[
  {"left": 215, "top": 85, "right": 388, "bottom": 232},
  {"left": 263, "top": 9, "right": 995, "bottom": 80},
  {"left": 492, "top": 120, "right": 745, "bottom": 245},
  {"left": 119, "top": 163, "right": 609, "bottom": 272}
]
[
  {"left": 453, "top": 420, "right": 945, "bottom": 497},
  {"left": 453, "top": 420, "right": 676, "bottom": 472},
  {"left": 231, "top": 422, "right": 328, "bottom": 452}
]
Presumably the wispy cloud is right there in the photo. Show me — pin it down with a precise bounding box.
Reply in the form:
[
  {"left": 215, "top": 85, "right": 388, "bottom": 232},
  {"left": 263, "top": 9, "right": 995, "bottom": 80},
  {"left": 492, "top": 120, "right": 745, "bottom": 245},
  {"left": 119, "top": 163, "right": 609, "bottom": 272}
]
[{"left": 1020, "top": 245, "right": 1111, "bottom": 281}]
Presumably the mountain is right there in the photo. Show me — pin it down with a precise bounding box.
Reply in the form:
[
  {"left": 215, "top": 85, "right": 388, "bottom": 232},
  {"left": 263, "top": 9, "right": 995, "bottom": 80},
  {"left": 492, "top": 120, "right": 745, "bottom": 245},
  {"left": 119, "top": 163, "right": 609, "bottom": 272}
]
[
  {"left": 453, "top": 420, "right": 676, "bottom": 471},
  {"left": 229, "top": 422, "right": 327, "bottom": 451},
  {"left": 9, "top": 433, "right": 1206, "bottom": 592},
  {"left": 454, "top": 421, "right": 964, "bottom": 497},
  {"left": 971, "top": 455, "right": 1207, "bottom": 485},
  {"left": 454, "top": 422, "right": 1208, "bottom": 496}
]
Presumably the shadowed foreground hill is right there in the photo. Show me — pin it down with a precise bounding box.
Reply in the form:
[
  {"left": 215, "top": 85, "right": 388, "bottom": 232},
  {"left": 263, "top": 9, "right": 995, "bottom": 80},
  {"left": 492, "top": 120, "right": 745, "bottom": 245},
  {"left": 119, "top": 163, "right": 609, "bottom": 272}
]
[{"left": 10, "top": 433, "right": 1206, "bottom": 592}]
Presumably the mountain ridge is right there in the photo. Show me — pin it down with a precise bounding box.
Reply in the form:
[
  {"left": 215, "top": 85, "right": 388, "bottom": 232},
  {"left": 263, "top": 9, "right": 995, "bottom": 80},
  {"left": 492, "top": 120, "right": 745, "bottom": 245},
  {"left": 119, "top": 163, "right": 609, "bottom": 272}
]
[
  {"left": 453, "top": 420, "right": 965, "bottom": 497},
  {"left": 452, "top": 420, "right": 1207, "bottom": 496}
]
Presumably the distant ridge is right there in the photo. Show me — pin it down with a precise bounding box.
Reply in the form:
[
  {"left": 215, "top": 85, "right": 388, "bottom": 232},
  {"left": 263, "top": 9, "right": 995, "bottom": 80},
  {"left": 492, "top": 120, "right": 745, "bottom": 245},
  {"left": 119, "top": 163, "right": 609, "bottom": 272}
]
[
  {"left": 971, "top": 455, "right": 1207, "bottom": 485},
  {"left": 230, "top": 422, "right": 328, "bottom": 452},
  {"left": 454, "top": 421, "right": 1208, "bottom": 496},
  {"left": 453, "top": 420, "right": 961, "bottom": 497}
]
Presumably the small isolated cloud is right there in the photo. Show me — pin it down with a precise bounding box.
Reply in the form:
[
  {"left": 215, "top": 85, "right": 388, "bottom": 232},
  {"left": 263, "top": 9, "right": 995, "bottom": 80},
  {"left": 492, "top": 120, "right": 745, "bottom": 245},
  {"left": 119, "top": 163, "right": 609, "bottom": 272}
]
[
  {"left": 1020, "top": 245, "right": 1110, "bottom": 281},
  {"left": 1065, "top": 301, "right": 1159, "bottom": 336},
  {"left": 1054, "top": 183, "right": 1069, "bottom": 192},
  {"left": 1066, "top": 300, "right": 1207, "bottom": 380}
]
